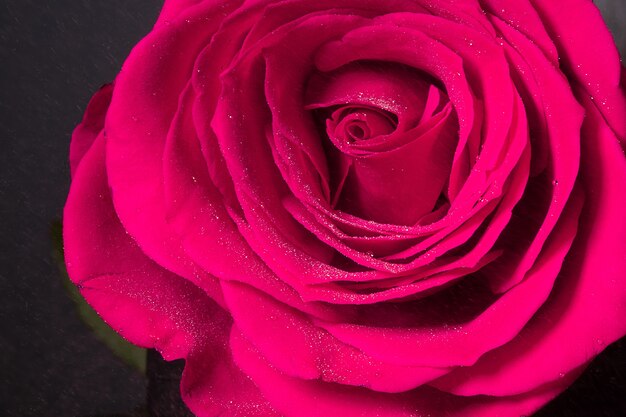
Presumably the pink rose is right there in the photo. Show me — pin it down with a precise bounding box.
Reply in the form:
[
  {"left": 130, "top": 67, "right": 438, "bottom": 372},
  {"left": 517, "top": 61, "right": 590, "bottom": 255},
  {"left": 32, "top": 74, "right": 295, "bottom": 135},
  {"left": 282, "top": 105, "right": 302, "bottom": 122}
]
[{"left": 64, "top": 0, "right": 626, "bottom": 416}]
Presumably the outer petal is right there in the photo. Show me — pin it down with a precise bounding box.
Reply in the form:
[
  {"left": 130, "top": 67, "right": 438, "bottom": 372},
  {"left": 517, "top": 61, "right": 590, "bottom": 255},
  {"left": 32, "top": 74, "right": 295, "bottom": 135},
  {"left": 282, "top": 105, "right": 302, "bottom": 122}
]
[
  {"left": 316, "top": 187, "right": 581, "bottom": 369},
  {"left": 181, "top": 345, "right": 281, "bottom": 417},
  {"left": 431, "top": 93, "right": 626, "bottom": 396},
  {"left": 69, "top": 84, "right": 113, "bottom": 177},
  {"left": 105, "top": 1, "right": 240, "bottom": 299},
  {"left": 230, "top": 326, "right": 580, "bottom": 417},
  {"left": 221, "top": 280, "right": 451, "bottom": 392},
  {"left": 65, "top": 134, "right": 218, "bottom": 359},
  {"left": 64, "top": 133, "right": 278, "bottom": 417},
  {"left": 531, "top": 0, "right": 626, "bottom": 144}
]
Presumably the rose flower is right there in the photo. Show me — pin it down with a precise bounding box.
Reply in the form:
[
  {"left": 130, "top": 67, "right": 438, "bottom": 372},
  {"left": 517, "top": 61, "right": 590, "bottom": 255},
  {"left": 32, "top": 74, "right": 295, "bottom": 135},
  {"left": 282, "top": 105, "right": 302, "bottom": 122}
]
[{"left": 64, "top": 0, "right": 626, "bottom": 416}]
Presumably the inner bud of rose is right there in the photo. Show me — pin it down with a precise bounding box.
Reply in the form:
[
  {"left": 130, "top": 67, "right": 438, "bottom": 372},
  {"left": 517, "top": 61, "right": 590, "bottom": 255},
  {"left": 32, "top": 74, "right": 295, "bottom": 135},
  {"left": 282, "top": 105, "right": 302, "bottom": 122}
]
[
  {"left": 329, "top": 106, "right": 398, "bottom": 145},
  {"left": 306, "top": 63, "right": 458, "bottom": 225}
]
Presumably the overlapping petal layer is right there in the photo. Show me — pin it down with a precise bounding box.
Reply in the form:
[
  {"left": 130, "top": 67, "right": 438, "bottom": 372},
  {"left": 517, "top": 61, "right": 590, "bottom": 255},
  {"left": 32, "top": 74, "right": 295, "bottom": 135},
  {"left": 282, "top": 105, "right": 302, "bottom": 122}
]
[{"left": 64, "top": 0, "right": 626, "bottom": 416}]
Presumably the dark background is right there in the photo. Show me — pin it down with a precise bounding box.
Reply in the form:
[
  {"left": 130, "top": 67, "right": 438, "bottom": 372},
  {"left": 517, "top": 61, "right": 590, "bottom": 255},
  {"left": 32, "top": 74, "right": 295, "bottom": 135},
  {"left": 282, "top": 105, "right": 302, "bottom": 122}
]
[{"left": 0, "top": 1, "right": 624, "bottom": 416}]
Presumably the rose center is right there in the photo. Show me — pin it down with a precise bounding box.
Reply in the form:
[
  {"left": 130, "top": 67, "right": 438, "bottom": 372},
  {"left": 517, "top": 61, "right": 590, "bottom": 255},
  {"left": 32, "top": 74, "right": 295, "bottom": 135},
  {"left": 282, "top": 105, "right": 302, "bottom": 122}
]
[
  {"left": 305, "top": 63, "right": 456, "bottom": 225},
  {"left": 331, "top": 106, "right": 398, "bottom": 145}
]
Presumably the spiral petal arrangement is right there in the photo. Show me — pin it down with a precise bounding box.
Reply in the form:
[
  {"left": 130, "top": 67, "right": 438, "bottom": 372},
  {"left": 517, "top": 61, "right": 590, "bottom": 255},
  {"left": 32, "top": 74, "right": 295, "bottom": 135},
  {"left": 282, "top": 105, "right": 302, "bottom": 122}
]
[{"left": 64, "top": 1, "right": 626, "bottom": 416}]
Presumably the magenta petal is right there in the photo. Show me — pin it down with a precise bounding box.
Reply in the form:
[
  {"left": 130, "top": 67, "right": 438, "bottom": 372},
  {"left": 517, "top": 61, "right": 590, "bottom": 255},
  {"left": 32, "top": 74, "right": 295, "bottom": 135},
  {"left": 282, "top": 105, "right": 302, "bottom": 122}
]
[
  {"left": 481, "top": 0, "right": 559, "bottom": 66},
  {"left": 69, "top": 84, "right": 112, "bottom": 177},
  {"left": 532, "top": 0, "right": 626, "bottom": 144},
  {"left": 65, "top": 129, "right": 280, "bottom": 417},
  {"left": 431, "top": 94, "right": 626, "bottom": 397},
  {"left": 231, "top": 326, "right": 577, "bottom": 417},
  {"left": 180, "top": 344, "right": 281, "bottom": 417},
  {"left": 334, "top": 105, "right": 456, "bottom": 225},
  {"left": 64, "top": 1, "right": 626, "bottom": 416},
  {"left": 104, "top": 4, "right": 230, "bottom": 291},
  {"left": 306, "top": 63, "right": 432, "bottom": 130},
  {"left": 222, "top": 280, "right": 451, "bottom": 392},
  {"left": 316, "top": 188, "right": 581, "bottom": 369},
  {"left": 65, "top": 135, "right": 223, "bottom": 360}
]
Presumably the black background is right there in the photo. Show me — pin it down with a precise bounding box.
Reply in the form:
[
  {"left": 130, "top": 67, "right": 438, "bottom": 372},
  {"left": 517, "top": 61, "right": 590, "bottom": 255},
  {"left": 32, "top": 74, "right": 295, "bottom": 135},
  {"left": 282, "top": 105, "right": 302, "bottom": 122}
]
[{"left": 0, "top": 1, "right": 624, "bottom": 416}]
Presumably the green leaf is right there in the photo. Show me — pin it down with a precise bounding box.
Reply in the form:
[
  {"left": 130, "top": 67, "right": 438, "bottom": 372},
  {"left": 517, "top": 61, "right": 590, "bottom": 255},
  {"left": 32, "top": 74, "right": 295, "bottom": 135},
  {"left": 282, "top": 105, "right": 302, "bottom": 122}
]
[{"left": 51, "top": 220, "right": 147, "bottom": 374}]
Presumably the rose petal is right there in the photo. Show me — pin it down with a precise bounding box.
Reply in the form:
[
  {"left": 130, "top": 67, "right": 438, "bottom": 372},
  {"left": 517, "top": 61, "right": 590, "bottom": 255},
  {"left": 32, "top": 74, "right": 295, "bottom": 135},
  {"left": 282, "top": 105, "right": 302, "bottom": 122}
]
[
  {"left": 531, "top": 0, "right": 626, "bottom": 144},
  {"left": 69, "top": 84, "right": 112, "bottom": 177},
  {"left": 306, "top": 63, "right": 432, "bottom": 130},
  {"left": 430, "top": 92, "right": 626, "bottom": 396},
  {"left": 105, "top": 2, "right": 234, "bottom": 291},
  {"left": 480, "top": 0, "right": 559, "bottom": 66},
  {"left": 65, "top": 134, "right": 222, "bottom": 359},
  {"left": 222, "top": 280, "right": 451, "bottom": 392},
  {"left": 315, "top": 187, "right": 581, "bottom": 368},
  {"left": 230, "top": 326, "right": 578, "bottom": 417}
]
